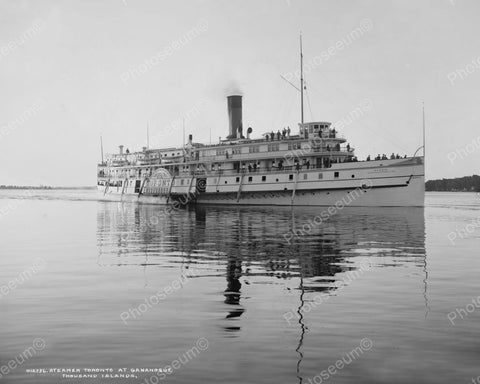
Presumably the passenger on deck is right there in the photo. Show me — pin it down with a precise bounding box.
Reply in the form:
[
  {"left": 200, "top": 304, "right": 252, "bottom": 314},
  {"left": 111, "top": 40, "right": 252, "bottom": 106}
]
[
  {"left": 287, "top": 126, "right": 291, "bottom": 137},
  {"left": 367, "top": 155, "right": 371, "bottom": 161},
  {"left": 306, "top": 160, "right": 310, "bottom": 169},
  {"left": 277, "top": 130, "right": 281, "bottom": 140},
  {"left": 390, "top": 153, "right": 395, "bottom": 159},
  {"left": 270, "top": 131, "right": 274, "bottom": 141}
]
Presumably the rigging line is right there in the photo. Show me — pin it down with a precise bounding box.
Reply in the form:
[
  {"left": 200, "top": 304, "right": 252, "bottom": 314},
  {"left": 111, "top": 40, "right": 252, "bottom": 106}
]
[
  {"left": 305, "top": 83, "right": 314, "bottom": 122},
  {"left": 280, "top": 74, "right": 301, "bottom": 92}
]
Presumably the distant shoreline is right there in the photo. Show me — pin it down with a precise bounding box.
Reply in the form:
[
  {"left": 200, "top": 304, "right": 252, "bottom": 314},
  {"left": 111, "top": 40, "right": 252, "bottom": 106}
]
[
  {"left": 0, "top": 186, "right": 96, "bottom": 190},
  {"left": 426, "top": 175, "right": 480, "bottom": 192},
  {"left": 2, "top": 174, "right": 479, "bottom": 192}
]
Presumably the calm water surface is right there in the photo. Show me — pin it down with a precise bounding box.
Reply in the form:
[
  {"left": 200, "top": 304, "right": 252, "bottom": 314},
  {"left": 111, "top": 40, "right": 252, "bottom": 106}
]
[{"left": 0, "top": 190, "right": 479, "bottom": 383}]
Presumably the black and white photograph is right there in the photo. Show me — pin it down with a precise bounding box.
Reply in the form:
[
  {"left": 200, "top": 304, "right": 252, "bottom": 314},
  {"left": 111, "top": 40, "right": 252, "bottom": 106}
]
[{"left": 1, "top": 0, "right": 479, "bottom": 383}]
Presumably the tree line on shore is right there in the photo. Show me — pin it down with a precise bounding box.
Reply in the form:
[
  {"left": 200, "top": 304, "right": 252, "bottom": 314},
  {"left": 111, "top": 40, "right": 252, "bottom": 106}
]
[{"left": 426, "top": 175, "right": 480, "bottom": 192}]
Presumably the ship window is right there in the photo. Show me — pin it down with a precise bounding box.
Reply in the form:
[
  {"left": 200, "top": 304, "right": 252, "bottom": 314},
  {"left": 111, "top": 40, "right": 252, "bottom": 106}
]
[
  {"left": 351, "top": 174, "right": 355, "bottom": 178},
  {"left": 318, "top": 173, "right": 323, "bottom": 179},
  {"left": 225, "top": 180, "right": 228, "bottom": 184},
  {"left": 248, "top": 176, "right": 253, "bottom": 182},
  {"left": 236, "top": 177, "right": 240, "bottom": 183},
  {"left": 334, "top": 172, "right": 339, "bottom": 178},
  {"left": 314, "top": 124, "right": 319, "bottom": 129},
  {"left": 262, "top": 176, "right": 266, "bottom": 182},
  {"left": 289, "top": 174, "right": 294, "bottom": 180},
  {"left": 303, "top": 174, "right": 308, "bottom": 180},
  {"left": 181, "top": 179, "right": 184, "bottom": 185},
  {"left": 288, "top": 143, "right": 301, "bottom": 150},
  {"left": 268, "top": 144, "right": 280, "bottom": 152}
]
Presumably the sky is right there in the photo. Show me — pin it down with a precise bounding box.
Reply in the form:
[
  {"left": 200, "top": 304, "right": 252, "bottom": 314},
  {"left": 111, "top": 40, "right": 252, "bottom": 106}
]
[{"left": 0, "top": 0, "right": 479, "bottom": 186}]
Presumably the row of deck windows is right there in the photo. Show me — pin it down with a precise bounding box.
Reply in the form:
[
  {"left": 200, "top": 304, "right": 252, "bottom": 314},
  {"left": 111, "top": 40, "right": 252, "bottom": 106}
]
[
  {"left": 102, "top": 170, "right": 349, "bottom": 184},
  {"left": 196, "top": 172, "right": 338, "bottom": 185}
]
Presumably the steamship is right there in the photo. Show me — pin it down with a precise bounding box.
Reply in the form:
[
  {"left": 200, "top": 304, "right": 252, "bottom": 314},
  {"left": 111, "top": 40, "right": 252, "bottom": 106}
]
[
  {"left": 97, "top": 92, "right": 424, "bottom": 207},
  {"left": 97, "top": 36, "right": 424, "bottom": 207}
]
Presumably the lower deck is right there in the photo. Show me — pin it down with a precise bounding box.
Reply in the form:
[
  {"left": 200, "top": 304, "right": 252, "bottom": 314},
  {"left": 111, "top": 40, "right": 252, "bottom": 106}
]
[{"left": 98, "top": 157, "right": 425, "bottom": 207}]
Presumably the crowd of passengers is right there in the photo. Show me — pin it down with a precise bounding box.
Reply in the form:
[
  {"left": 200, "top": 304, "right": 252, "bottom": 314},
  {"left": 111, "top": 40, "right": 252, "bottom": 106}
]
[
  {"left": 264, "top": 127, "right": 340, "bottom": 141},
  {"left": 366, "top": 153, "right": 407, "bottom": 161},
  {"left": 265, "top": 127, "right": 292, "bottom": 141}
]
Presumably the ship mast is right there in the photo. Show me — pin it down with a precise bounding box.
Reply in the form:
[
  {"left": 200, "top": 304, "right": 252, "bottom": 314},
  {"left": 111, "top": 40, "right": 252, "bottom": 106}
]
[
  {"left": 300, "top": 33, "right": 304, "bottom": 126},
  {"left": 422, "top": 102, "right": 426, "bottom": 160},
  {"left": 146, "top": 123, "right": 150, "bottom": 150},
  {"left": 100, "top": 135, "right": 104, "bottom": 164}
]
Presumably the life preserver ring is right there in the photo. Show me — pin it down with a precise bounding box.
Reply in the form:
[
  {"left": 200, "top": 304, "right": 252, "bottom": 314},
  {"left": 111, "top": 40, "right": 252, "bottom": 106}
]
[{"left": 196, "top": 178, "right": 206, "bottom": 192}]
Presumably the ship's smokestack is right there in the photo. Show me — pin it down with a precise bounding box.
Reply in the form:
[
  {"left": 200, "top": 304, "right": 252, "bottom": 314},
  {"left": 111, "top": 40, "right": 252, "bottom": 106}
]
[
  {"left": 227, "top": 95, "right": 242, "bottom": 139},
  {"left": 119, "top": 145, "right": 124, "bottom": 155}
]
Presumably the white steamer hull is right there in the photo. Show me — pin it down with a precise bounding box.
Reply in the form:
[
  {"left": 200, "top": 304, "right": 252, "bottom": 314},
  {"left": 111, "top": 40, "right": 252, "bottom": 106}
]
[{"left": 98, "top": 159, "right": 425, "bottom": 207}]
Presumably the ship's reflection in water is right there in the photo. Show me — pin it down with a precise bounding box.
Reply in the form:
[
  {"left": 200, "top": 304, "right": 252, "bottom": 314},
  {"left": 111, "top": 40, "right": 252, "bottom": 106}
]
[{"left": 97, "top": 203, "right": 426, "bottom": 383}]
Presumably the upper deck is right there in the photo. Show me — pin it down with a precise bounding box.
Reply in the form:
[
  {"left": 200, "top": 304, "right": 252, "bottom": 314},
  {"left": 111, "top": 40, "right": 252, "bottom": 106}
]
[{"left": 102, "top": 121, "right": 349, "bottom": 169}]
